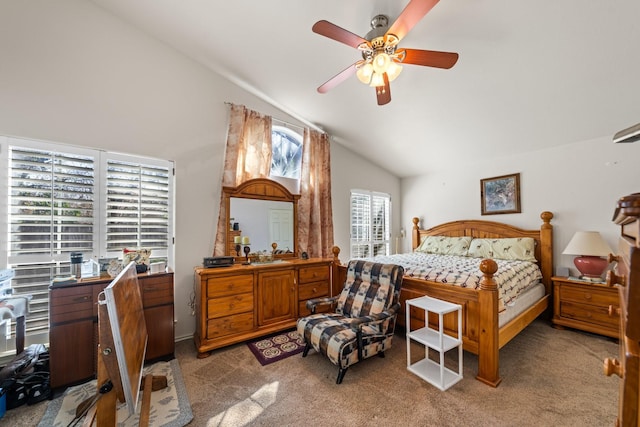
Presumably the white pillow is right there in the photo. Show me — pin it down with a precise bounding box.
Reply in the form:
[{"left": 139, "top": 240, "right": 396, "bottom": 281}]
[
  {"left": 468, "top": 238, "right": 536, "bottom": 262},
  {"left": 415, "top": 236, "right": 472, "bottom": 256}
]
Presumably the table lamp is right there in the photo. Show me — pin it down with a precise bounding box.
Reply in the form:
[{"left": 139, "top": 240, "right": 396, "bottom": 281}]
[{"left": 562, "top": 231, "right": 612, "bottom": 280}]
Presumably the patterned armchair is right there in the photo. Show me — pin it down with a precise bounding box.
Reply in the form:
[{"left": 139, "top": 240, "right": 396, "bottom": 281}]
[{"left": 296, "top": 260, "right": 404, "bottom": 384}]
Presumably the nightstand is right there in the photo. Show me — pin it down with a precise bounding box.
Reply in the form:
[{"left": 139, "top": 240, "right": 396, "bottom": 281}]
[{"left": 552, "top": 276, "right": 619, "bottom": 339}]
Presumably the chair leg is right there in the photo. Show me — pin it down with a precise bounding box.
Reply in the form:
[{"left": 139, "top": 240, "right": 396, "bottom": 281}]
[
  {"left": 302, "top": 342, "right": 312, "bottom": 357},
  {"left": 336, "top": 367, "right": 348, "bottom": 384}
]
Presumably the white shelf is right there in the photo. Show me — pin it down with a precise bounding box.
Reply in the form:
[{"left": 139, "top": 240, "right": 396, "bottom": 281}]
[
  {"left": 408, "top": 358, "right": 463, "bottom": 391},
  {"left": 406, "top": 296, "right": 463, "bottom": 391},
  {"left": 408, "top": 326, "right": 461, "bottom": 352}
]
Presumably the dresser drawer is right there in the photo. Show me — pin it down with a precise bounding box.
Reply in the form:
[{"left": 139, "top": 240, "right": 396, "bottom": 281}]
[
  {"left": 207, "top": 274, "right": 253, "bottom": 298},
  {"left": 50, "top": 286, "right": 94, "bottom": 323},
  {"left": 207, "top": 293, "right": 254, "bottom": 319},
  {"left": 140, "top": 275, "right": 173, "bottom": 307},
  {"left": 298, "top": 265, "right": 330, "bottom": 284},
  {"left": 207, "top": 312, "right": 254, "bottom": 339},
  {"left": 560, "top": 285, "right": 618, "bottom": 307},
  {"left": 560, "top": 301, "right": 619, "bottom": 329},
  {"left": 298, "top": 281, "right": 329, "bottom": 301}
]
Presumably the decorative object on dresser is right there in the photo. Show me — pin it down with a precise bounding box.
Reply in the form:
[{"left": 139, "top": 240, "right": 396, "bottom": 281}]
[
  {"left": 603, "top": 193, "right": 640, "bottom": 427},
  {"left": 331, "top": 211, "right": 554, "bottom": 387},
  {"left": 193, "top": 259, "right": 332, "bottom": 358},
  {"left": 48, "top": 271, "right": 175, "bottom": 389},
  {"left": 480, "top": 173, "right": 521, "bottom": 215},
  {"left": 551, "top": 276, "right": 619, "bottom": 339},
  {"left": 562, "top": 231, "right": 613, "bottom": 280}
]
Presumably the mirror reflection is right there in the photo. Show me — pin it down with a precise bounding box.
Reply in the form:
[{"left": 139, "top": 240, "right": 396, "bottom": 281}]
[{"left": 230, "top": 198, "right": 294, "bottom": 254}]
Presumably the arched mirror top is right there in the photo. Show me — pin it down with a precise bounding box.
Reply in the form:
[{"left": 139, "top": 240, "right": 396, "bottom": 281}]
[{"left": 223, "top": 178, "right": 299, "bottom": 259}]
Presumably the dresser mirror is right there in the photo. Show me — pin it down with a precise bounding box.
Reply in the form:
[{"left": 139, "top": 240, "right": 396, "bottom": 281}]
[{"left": 223, "top": 178, "right": 300, "bottom": 258}]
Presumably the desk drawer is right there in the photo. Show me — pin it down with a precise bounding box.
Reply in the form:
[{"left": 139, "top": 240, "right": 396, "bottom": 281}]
[
  {"left": 298, "top": 265, "right": 330, "bottom": 284},
  {"left": 140, "top": 275, "right": 173, "bottom": 307},
  {"left": 50, "top": 286, "right": 93, "bottom": 323},
  {"left": 207, "top": 274, "right": 253, "bottom": 298}
]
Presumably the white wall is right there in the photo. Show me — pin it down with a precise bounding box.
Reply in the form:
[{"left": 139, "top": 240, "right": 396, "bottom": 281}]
[
  {"left": 0, "top": 0, "right": 388, "bottom": 340},
  {"left": 402, "top": 136, "right": 640, "bottom": 276}
]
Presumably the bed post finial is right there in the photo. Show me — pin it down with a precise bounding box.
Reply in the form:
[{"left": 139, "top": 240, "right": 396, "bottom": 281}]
[
  {"left": 412, "top": 217, "right": 421, "bottom": 250},
  {"left": 332, "top": 246, "right": 341, "bottom": 265},
  {"left": 540, "top": 211, "right": 553, "bottom": 226}
]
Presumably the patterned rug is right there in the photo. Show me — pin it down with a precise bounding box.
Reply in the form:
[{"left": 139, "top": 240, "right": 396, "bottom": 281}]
[
  {"left": 38, "top": 359, "right": 192, "bottom": 427},
  {"left": 247, "top": 330, "right": 305, "bottom": 366}
]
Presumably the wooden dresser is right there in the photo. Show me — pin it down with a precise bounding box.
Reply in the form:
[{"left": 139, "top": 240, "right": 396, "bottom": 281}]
[
  {"left": 194, "top": 258, "right": 332, "bottom": 358},
  {"left": 603, "top": 193, "right": 640, "bottom": 426},
  {"left": 49, "top": 271, "right": 175, "bottom": 389}
]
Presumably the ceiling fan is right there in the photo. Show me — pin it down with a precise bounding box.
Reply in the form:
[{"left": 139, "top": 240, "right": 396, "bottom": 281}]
[{"left": 313, "top": 0, "right": 458, "bottom": 106}]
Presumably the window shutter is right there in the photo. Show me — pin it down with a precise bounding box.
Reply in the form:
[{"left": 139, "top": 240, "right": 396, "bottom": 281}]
[
  {"left": 350, "top": 190, "right": 391, "bottom": 258},
  {"left": 105, "top": 158, "right": 171, "bottom": 258},
  {"left": 9, "top": 147, "right": 95, "bottom": 260}
]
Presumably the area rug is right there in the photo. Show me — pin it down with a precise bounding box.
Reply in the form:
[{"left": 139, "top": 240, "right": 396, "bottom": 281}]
[
  {"left": 37, "top": 359, "right": 192, "bottom": 427},
  {"left": 247, "top": 330, "right": 305, "bottom": 366}
]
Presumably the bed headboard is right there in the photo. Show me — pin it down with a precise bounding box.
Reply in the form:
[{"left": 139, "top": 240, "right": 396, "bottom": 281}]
[{"left": 411, "top": 212, "right": 554, "bottom": 290}]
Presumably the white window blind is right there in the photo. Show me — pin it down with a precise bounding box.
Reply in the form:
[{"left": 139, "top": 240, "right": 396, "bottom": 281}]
[
  {"left": 350, "top": 190, "right": 391, "bottom": 259},
  {"left": 104, "top": 158, "right": 171, "bottom": 259},
  {"left": 0, "top": 136, "right": 174, "bottom": 354}
]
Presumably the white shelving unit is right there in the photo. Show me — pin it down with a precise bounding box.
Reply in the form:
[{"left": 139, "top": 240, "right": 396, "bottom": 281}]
[{"left": 406, "top": 295, "right": 463, "bottom": 391}]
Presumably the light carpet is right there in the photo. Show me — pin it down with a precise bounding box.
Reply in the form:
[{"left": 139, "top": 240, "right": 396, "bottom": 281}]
[{"left": 38, "top": 359, "right": 192, "bottom": 427}]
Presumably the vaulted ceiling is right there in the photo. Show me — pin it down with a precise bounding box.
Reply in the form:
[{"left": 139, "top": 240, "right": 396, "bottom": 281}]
[{"left": 89, "top": 0, "right": 640, "bottom": 177}]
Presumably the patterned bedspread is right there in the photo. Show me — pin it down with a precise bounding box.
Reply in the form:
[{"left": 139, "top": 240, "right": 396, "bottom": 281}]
[{"left": 364, "top": 253, "right": 543, "bottom": 312}]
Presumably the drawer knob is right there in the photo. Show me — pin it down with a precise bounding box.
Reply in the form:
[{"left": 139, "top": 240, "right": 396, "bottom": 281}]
[
  {"left": 583, "top": 293, "right": 592, "bottom": 301},
  {"left": 608, "top": 305, "right": 620, "bottom": 317},
  {"left": 606, "top": 270, "right": 626, "bottom": 287},
  {"left": 312, "top": 288, "right": 317, "bottom": 293},
  {"left": 608, "top": 253, "right": 619, "bottom": 264},
  {"left": 603, "top": 357, "right": 622, "bottom": 378}
]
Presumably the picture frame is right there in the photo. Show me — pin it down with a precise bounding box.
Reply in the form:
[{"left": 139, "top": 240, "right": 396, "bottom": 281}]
[{"left": 480, "top": 173, "right": 521, "bottom": 215}]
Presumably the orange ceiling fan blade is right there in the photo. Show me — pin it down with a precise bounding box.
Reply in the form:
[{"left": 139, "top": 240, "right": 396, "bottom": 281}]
[
  {"left": 387, "top": 0, "right": 440, "bottom": 41},
  {"left": 312, "top": 20, "right": 369, "bottom": 49},
  {"left": 317, "top": 62, "right": 359, "bottom": 93},
  {"left": 375, "top": 73, "right": 391, "bottom": 105},
  {"left": 399, "top": 48, "right": 459, "bottom": 69}
]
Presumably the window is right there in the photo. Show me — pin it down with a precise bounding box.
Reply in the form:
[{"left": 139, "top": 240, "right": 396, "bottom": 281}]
[
  {"left": 350, "top": 190, "right": 391, "bottom": 259},
  {"left": 270, "top": 123, "right": 302, "bottom": 179},
  {"left": 0, "top": 136, "right": 174, "bottom": 354}
]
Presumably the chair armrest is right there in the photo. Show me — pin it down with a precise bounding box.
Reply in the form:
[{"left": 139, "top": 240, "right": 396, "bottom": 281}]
[
  {"left": 305, "top": 296, "right": 338, "bottom": 314},
  {"left": 349, "top": 302, "right": 401, "bottom": 330}
]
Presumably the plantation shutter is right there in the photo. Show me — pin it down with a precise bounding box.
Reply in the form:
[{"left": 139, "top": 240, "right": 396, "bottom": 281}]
[
  {"left": 350, "top": 190, "right": 391, "bottom": 258},
  {"left": 104, "top": 157, "right": 171, "bottom": 260},
  {"left": 7, "top": 144, "right": 96, "bottom": 337}
]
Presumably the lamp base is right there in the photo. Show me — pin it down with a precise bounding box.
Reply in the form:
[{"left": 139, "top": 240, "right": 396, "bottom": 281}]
[{"left": 574, "top": 255, "right": 608, "bottom": 279}]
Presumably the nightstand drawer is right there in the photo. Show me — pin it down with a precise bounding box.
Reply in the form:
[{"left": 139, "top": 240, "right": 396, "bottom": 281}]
[
  {"left": 560, "top": 301, "right": 619, "bottom": 328},
  {"left": 560, "top": 285, "right": 618, "bottom": 307}
]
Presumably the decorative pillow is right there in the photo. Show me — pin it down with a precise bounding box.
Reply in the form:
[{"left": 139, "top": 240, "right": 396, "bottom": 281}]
[
  {"left": 415, "top": 236, "right": 472, "bottom": 256},
  {"left": 468, "top": 238, "right": 536, "bottom": 262}
]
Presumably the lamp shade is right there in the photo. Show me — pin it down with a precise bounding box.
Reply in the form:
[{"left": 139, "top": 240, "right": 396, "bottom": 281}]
[{"left": 562, "top": 231, "right": 612, "bottom": 279}]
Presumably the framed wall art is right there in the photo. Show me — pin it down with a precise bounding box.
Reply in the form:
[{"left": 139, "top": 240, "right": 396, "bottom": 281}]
[{"left": 480, "top": 173, "right": 521, "bottom": 215}]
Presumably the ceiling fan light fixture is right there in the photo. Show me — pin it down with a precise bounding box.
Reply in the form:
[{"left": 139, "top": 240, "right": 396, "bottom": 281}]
[
  {"left": 386, "top": 60, "right": 402, "bottom": 82},
  {"left": 369, "top": 72, "right": 385, "bottom": 88},
  {"left": 372, "top": 52, "right": 390, "bottom": 74},
  {"left": 356, "top": 62, "right": 374, "bottom": 84}
]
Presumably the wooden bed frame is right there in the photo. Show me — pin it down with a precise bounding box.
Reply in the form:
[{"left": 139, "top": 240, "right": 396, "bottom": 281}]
[{"left": 332, "top": 211, "right": 553, "bottom": 387}]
